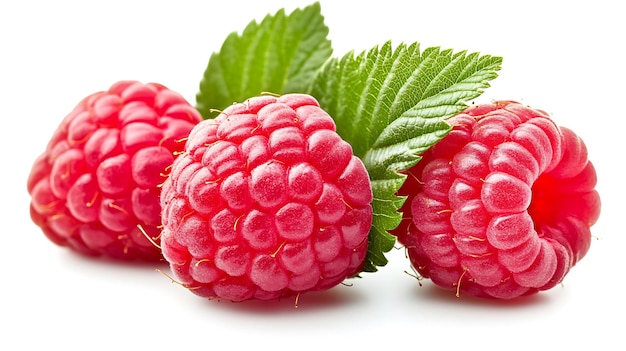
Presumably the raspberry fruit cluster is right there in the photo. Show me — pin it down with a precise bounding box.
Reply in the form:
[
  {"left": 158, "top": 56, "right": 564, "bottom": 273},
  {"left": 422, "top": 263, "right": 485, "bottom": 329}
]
[
  {"left": 26, "top": 79, "right": 600, "bottom": 302},
  {"left": 159, "top": 93, "right": 373, "bottom": 301},
  {"left": 392, "top": 101, "right": 601, "bottom": 299},
  {"left": 27, "top": 81, "right": 202, "bottom": 260}
]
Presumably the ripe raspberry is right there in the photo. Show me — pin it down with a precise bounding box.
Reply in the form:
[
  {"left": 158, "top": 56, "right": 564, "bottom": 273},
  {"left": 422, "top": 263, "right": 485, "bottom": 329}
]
[
  {"left": 159, "top": 93, "right": 373, "bottom": 302},
  {"left": 393, "top": 101, "right": 601, "bottom": 299},
  {"left": 27, "top": 81, "right": 202, "bottom": 261}
]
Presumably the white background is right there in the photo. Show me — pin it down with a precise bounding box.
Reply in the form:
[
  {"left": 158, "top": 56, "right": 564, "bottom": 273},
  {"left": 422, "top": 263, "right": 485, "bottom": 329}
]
[{"left": 1, "top": 1, "right": 623, "bottom": 350}]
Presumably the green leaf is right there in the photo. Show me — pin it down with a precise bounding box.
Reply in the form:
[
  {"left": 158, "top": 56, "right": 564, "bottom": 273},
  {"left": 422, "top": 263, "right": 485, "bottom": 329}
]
[
  {"left": 196, "top": 2, "right": 332, "bottom": 118},
  {"left": 309, "top": 41, "right": 502, "bottom": 272}
]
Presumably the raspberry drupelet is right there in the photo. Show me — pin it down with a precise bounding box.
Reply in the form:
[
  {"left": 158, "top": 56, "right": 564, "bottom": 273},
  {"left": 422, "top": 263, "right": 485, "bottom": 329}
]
[{"left": 392, "top": 101, "right": 601, "bottom": 299}]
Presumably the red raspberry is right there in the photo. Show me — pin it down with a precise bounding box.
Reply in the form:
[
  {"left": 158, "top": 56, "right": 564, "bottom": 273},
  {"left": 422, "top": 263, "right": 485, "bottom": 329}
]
[
  {"left": 27, "top": 81, "right": 202, "bottom": 261},
  {"left": 393, "top": 101, "right": 601, "bottom": 299},
  {"left": 159, "top": 93, "right": 373, "bottom": 302}
]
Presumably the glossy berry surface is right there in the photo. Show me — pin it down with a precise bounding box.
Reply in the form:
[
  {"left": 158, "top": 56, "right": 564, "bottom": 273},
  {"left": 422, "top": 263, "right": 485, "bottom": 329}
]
[
  {"left": 393, "top": 101, "right": 601, "bottom": 299},
  {"left": 27, "top": 81, "right": 202, "bottom": 261},
  {"left": 159, "top": 93, "right": 373, "bottom": 302}
]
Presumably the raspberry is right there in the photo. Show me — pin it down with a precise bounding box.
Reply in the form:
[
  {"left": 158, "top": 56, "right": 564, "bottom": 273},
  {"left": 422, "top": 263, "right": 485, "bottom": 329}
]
[
  {"left": 392, "top": 101, "right": 601, "bottom": 299},
  {"left": 159, "top": 93, "right": 373, "bottom": 302},
  {"left": 27, "top": 81, "right": 202, "bottom": 261}
]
